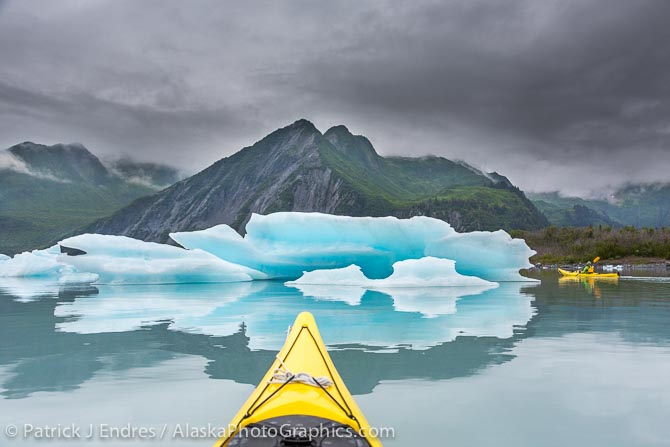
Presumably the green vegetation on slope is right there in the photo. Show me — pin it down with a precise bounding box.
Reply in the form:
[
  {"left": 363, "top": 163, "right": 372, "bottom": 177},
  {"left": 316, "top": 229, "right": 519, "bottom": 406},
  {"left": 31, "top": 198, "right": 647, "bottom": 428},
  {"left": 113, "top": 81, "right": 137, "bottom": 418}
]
[
  {"left": 397, "top": 186, "right": 548, "bottom": 231},
  {"left": 318, "top": 134, "right": 547, "bottom": 231},
  {"left": 512, "top": 225, "right": 670, "bottom": 264},
  {"left": 0, "top": 170, "right": 156, "bottom": 255},
  {"left": 0, "top": 142, "right": 172, "bottom": 255},
  {"left": 319, "top": 129, "right": 491, "bottom": 203}
]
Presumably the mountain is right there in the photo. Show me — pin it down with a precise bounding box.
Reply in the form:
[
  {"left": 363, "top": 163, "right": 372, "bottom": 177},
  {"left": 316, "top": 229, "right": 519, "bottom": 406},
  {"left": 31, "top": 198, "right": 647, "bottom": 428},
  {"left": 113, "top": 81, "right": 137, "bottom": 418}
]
[
  {"left": 108, "top": 158, "right": 183, "bottom": 190},
  {"left": 602, "top": 183, "right": 670, "bottom": 228},
  {"left": 0, "top": 142, "right": 178, "bottom": 255},
  {"left": 85, "top": 119, "right": 547, "bottom": 242},
  {"left": 528, "top": 192, "right": 616, "bottom": 227},
  {"left": 529, "top": 185, "right": 670, "bottom": 228}
]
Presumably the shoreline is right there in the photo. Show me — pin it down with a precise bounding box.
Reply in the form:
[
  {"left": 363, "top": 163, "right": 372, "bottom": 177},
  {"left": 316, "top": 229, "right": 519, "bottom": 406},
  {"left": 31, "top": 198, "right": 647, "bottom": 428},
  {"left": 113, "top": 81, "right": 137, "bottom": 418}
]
[{"left": 532, "top": 260, "right": 669, "bottom": 271}]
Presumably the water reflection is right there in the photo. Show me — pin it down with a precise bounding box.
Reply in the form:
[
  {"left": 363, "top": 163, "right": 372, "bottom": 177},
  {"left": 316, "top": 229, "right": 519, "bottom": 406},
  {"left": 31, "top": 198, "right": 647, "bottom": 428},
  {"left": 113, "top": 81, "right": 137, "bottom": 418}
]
[
  {"left": 292, "top": 283, "right": 497, "bottom": 317},
  {"left": 0, "top": 279, "right": 538, "bottom": 398},
  {"left": 52, "top": 282, "right": 535, "bottom": 350},
  {"left": 3, "top": 274, "right": 670, "bottom": 447},
  {"left": 3, "top": 273, "right": 669, "bottom": 400},
  {"left": 0, "top": 278, "right": 63, "bottom": 302},
  {"left": 558, "top": 276, "right": 619, "bottom": 299},
  {"left": 531, "top": 272, "right": 670, "bottom": 346}
]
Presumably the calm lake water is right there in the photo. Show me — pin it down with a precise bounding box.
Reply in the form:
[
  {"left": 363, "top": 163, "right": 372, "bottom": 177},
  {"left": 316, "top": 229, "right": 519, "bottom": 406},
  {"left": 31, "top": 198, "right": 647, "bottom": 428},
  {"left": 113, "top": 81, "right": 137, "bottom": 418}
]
[{"left": 1, "top": 271, "right": 669, "bottom": 446}]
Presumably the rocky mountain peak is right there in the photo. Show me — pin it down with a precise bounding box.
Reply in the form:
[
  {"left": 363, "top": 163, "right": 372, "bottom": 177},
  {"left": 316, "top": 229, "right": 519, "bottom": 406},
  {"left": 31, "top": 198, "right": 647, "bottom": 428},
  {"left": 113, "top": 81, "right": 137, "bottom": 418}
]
[
  {"left": 7, "top": 141, "right": 110, "bottom": 184},
  {"left": 324, "top": 125, "right": 379, "bottom": 165},
  {"left": 82, "top": 119, "right": 547, "bottom": 243},
  {"left": 244, "top": 118, "right": 322, "bottom": 159},
  {"left": 290, "top": 118, "right": 320, "bottom": 131}
]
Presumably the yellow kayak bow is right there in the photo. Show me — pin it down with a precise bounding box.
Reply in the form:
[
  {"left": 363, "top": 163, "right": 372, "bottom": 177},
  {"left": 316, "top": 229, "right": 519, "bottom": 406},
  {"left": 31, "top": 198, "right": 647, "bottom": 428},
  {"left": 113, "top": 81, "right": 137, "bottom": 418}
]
[{"left": 214, "top": 312, "right": 382, "bottom": 447}]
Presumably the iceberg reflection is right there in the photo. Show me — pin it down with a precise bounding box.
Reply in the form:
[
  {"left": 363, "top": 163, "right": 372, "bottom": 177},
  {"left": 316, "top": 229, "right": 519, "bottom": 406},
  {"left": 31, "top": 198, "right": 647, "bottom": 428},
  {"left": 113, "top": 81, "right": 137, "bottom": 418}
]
[
  {"left": 0, "top": 277, "right": 61, "bottom": 302},
  {"left": 52, "top": 282, "right": 534, "bottom": 350},
  {"left": 0, "top": 279, "right": 538, "bottom": 397}
]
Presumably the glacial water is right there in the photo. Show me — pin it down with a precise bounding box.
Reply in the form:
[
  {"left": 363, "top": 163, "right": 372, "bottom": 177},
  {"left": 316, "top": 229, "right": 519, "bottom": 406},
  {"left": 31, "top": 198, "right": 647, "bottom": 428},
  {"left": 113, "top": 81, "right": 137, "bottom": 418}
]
[{"left": 1, "top": 271, "right": 669, "bottom": 446}]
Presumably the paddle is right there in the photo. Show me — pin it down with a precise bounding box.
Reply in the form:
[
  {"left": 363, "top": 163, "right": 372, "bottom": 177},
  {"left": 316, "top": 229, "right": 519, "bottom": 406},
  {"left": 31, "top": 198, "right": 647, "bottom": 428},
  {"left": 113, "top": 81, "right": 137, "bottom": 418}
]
[{"left": 586, "top": 256, "right": 601, "bottom": 274}]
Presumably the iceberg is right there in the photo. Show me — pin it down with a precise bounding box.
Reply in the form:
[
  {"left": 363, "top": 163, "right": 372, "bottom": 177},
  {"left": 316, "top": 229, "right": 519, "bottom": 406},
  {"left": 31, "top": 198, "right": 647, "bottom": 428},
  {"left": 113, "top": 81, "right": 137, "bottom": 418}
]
[
  {"left": 0, "top": 238, "right": 263, "bottom": 285},
  {"left": 287, "top": 257, "right": 497, "bottom": 288},
  {"left": 2, "top": 212, "right": 535, "bottom": 285},
  {"left": 172, "top": 212, "right": 535, "bottom": 282},
  {"left": 428, "top": 230, "right": 537, "bottom": 282},
  {"left": 58, "top": 271, "right": 100, "bottom": 285},
  {"left": 0, "top": 246, "right": 62, "bottom": 277},
  {"left": 287, "top": 258, "right": 499, "bottom": 318},
  {"left": 170, "top": 214, "right": 450, "bottom": 279},
  {"left": 57, "top": 234, "right": 265, "bottom": 284}
]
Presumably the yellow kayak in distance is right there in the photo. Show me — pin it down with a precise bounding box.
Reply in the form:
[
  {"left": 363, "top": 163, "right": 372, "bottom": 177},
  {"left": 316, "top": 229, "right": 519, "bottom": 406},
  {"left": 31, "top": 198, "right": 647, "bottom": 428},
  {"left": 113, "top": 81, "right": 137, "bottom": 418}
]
[
  {"left": 214, "top": 312, "right": 382, "bottom": 447},
  {"left": 558, "top": 268, "right": 619, "bottom": 278}
]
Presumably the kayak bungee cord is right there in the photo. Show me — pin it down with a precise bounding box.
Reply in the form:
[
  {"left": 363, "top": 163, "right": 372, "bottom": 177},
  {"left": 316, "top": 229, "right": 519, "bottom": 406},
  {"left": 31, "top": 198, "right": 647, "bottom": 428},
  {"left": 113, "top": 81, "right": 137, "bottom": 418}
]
[
  {"left": 269, "top": 356, "right": 335, "bottom": 388},
  {"left": 312, "top": 370, "right": 360, "bottom": 429},
  {"left": 303, "top": 325, "right": 361, "bottom": 429}
]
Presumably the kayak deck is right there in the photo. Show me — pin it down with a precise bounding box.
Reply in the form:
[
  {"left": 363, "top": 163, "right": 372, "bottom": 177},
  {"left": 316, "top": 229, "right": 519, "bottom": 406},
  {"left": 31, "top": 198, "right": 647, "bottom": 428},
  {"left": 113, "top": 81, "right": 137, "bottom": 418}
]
[
  {"left": 226, "top": 415, "right": 371, "bottom": 446},
  {"left": 215, "top": 312, "right": 381, "bottom": 447},
  {"left": 558, "top": 268, "right": 619, "bottom": 278}
]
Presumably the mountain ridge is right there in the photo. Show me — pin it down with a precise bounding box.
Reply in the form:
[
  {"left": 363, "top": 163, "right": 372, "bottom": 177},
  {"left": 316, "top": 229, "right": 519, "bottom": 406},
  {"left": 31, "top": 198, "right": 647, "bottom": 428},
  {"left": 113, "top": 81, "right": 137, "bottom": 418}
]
[
  {"left": 529, "top": 186, "right": 670, "bottom": 228},
  {"left": 83, "top": 119, "right": 547, "bottom": 242},
  {"left": 0, "top": 142, "right": 179, "bottom": 255}
]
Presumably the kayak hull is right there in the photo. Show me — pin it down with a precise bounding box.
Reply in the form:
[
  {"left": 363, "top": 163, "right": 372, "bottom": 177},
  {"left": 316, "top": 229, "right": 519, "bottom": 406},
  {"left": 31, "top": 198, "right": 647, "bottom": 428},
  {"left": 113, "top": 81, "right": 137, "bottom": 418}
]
[
  {"left": 214, "top": 312, "right": 382, "bottom": 447},
  {"left": 558, "top": 268, "right": 619, "bottom": 278}
]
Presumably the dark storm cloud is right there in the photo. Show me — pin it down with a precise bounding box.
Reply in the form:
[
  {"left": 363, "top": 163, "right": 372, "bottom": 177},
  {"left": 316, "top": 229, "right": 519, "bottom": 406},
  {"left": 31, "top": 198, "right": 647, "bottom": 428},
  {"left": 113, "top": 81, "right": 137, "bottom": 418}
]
[
  {"left": 299, "top": 0, "right": 670, "bottom": 191},
  {"left": 0, "top": 79, "right": 259, "bottom": 164},
  {"left": 1, "top": 0, "right": 669, "bottom": 194}
]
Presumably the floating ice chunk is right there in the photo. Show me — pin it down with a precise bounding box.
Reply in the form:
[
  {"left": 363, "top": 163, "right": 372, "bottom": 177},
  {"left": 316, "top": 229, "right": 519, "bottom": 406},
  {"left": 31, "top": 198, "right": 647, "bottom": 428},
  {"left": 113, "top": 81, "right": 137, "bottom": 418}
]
[
  {"left": 373, "top": 257, "right": 500, "bottom": 288},
  {"left": 58, "top": 271, "right": 100, "bottom": 285},
  {"left": 0, "top": 247, "right": 99, "bottom": 285},
  {"left": 58, "top": 234, "right": 265, "bottom": 284},
  {"left": 288, "top": 265, "right": 373, "bottom": 287},
  {"left": 288, "top": 257, "right": 497, "bottom": 288},
  {"left": 288, "top": 257, "right": 498, "bottom": 318},
  {"left": 172, "top": 212, "right": 534, "bottom": 281},
  {"left": 428, "top": 230, "right": 536, "bottom": 282},
  {"left": 602, "top": 264, "right": 623, "bottom": 272},
  {"left": 0, "top": 254, "right": 9, "bottom": 261},
  {"left": 0, "top": 246, "right": 61, "bottom": 277}
]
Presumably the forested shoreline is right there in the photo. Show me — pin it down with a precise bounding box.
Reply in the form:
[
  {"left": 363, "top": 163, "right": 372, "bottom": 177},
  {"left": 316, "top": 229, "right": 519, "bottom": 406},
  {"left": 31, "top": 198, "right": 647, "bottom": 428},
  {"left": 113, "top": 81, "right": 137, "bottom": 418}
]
[{"left": 512, "top": 226, "right": 670, "bottom": 265}]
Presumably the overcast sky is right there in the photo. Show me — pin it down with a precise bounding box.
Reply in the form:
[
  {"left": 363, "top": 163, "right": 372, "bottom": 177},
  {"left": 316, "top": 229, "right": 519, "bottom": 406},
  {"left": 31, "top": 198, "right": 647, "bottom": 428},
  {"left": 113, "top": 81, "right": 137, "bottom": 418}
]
[{"left": 1, "top": 0, "right": 669, "bottom": 196}]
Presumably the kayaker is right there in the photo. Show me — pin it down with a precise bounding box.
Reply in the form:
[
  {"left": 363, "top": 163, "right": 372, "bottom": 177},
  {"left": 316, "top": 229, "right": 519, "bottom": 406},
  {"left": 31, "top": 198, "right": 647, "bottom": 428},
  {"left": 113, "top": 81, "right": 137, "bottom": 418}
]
[{"left": 581, "top": 261, "right": 594, "bottom": 274}]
